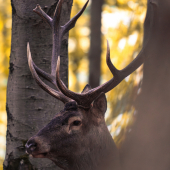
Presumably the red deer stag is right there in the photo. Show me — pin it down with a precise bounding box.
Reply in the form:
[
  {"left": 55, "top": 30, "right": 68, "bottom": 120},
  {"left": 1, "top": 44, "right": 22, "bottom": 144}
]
[{"left": 25, "top": 0, "right": 146, "bottom": 169}]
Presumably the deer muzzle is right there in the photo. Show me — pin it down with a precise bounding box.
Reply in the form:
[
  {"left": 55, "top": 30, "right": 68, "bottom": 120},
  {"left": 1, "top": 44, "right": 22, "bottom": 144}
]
[
  {"left": 25, "top": 136, "right": 51, "bottom": 158},
  {"left": 25, "top": 138, "right": 37, "bottom": 154}
]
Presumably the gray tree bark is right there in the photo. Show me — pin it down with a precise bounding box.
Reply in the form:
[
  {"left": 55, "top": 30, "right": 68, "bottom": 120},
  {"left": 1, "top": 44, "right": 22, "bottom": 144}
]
[
  {"left": 4, "top": 0, "right": 72, "bottom": 169},
  {"left": 89, "top": 0, "right": 103, "bottom": 88},
  {"left": 120, "top": 1, "right": 170, "bottom": 170}
]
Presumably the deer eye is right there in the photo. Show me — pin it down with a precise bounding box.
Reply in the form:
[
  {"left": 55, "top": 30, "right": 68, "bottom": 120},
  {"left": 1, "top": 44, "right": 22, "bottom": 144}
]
[{"left": 72, "top": 120, "right": 81, "bottom": 126}]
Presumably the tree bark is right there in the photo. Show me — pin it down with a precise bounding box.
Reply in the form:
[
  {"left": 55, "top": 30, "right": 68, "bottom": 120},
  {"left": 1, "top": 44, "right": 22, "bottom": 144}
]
[
  {"left": 4, "top": 0, "right": 72, "bottom": 169},
  {"left": 89, "top": 0, "right": 103, "bottom": 88},
  {"left": 120, "top": 1, "right": 170, "bottom": 170}
]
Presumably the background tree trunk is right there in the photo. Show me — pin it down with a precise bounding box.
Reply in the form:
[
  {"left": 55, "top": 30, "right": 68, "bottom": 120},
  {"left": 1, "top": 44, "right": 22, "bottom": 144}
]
[
  {"left": 89, "top": 0, "right": 103, "bottom": 88},
  {"left": 3, "top": 0, "right": 72, "bottom": 169},
  {"left": 120, "top": 1, "right": 170, "bottom": 170}
]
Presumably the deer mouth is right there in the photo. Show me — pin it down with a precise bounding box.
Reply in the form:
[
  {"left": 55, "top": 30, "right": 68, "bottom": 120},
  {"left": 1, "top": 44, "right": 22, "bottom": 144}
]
[
  {"left": 31, "top": 152, "right": 48, "bottom": 158},
  {"left": 26, "top": 149, "right": 48, "bottom": 158}
]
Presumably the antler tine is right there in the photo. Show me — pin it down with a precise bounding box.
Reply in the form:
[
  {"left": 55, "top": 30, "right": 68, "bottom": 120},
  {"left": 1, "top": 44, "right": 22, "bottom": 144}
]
[
  {"left": 33, "top": 4, "right": 53, "bottom": 28},
  {"left": 53, "top": 0, "right": 63, "bottom": 29},
  {"left": 60, "top": 0, "right": 89, "bottom": 38},
  {"left": 56, "top": 56, "right": 84, "bottom": 102},
  {"left": 27, "top": 43, "right": 72, "bottom": 103},
  {"left": 106, "top": 40, "right": 120, "bottom": 79}
]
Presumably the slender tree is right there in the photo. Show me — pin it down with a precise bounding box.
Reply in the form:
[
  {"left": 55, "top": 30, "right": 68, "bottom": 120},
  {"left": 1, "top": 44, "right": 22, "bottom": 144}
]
[
  {"left": 120, "top": 1, "right": 170, "bottom": 170},
  {"left": 4, "top": 0, "right": 72, "bottom": 169},
  {"left": 89, "top": 0, "right": 104, "bottom": 88}
]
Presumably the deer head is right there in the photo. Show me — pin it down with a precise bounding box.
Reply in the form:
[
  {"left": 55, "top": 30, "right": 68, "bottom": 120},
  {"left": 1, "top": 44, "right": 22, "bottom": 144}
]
[{"left": 25, "top": 0, "right": 145, "bottom": 169}]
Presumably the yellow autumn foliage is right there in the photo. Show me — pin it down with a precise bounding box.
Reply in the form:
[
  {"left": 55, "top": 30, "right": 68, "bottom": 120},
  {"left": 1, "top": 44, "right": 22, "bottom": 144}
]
[
  {"left": 0, "top": 0, "right": 146, "bottom": 168},
  {"left": 0, "top": 0, "right": 11, "bottom": 168}
]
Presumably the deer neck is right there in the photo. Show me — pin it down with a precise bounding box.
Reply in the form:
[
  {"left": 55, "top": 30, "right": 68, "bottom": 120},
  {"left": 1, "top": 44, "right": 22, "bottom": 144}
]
[{"left": 54, "top": 125, "right": 121, "bottom": 170}]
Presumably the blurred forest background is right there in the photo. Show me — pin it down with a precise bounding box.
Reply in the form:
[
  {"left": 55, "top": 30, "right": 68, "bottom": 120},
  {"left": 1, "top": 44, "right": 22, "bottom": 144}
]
[{"left": 0, "top": 0, "right": 146, "bottom": 169}]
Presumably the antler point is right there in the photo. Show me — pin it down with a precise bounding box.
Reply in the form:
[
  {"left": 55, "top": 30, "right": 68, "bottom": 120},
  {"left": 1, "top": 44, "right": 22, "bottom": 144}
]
[
  {"left": 57, "top": 56, "right": 61, "bottom": 74},
  {"left": 33, "top": 4, "right": 41, "bottom": 12}
]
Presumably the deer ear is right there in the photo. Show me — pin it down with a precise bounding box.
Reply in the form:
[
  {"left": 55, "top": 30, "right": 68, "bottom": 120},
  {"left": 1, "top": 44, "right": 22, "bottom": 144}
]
[
  {"left": 81, "top": 84, "right": 92, "bottom": 94},
  {"left": 91, "top": 93, "right": 107, "bottom": 117}
]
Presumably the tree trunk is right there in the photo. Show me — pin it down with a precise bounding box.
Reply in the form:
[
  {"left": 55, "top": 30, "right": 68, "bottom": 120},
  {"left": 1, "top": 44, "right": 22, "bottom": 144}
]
[
  {"left": 89, "top": 0, "right": 103, "bottom": 88},
  {"left": 3, "top": 0, "right": 72, "bottom": 169},
  {"left": 120, "top": 1, "right": 170, "bottom": 170}
]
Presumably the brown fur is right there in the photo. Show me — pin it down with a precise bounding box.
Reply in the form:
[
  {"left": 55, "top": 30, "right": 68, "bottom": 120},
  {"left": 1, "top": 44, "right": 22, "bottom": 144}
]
[{"left": 26, "top": 93, "right": 121, "bottom": 170}]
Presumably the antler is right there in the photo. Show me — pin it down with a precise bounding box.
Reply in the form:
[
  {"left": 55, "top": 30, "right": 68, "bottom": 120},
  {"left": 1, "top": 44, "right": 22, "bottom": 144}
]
[
  {"left": 33, "top": 0, "right": 89, "bottom": 77},
  {"left": 56, "top": 41, "right": 146, "bottom": 107},
  {"left": 27, "top": 43, "right": 72, "bottom": 103},
  {"left": 27, "top": 0, "right": 89, "bottom": 103},
  {"left": 28, "top": 0, "right": 155, "bottom": 108},
  {"left": 55, "top": 0, "right": 157, "bottom": 108}
]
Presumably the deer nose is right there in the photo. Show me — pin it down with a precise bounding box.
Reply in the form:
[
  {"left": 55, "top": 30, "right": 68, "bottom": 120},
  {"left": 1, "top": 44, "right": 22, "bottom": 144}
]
[{"left": 25, "top": 139, "right": 37, "bottom": 154}]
